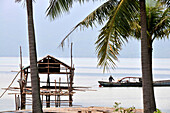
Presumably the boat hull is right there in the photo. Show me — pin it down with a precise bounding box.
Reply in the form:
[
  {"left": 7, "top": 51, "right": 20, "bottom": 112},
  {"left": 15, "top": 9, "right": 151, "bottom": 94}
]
[
  {"left": 98, "top": 81, "right": 142, "bottom": 87},
  {"left": 98, "top": 80, "right": 170, "bottom": 87}
]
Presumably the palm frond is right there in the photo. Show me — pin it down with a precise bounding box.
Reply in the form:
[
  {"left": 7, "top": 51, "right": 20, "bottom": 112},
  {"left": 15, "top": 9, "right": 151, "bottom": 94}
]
[
  {"left": 158, "top": 0, "right": 170, "bottom": 7},
  {"left": 148, "top": 2, "right": 170, "bottom": 41},
  {"left": 95, "top": 0, "right": 139, "bottom": 72},
  {"left": 129, "top": 20, "right": 141, "bottom": 39},
  {"left": 79, "top": 0, "right": 118, "bottom": 27},
  {"left": 46, "top": 0, "right": 97, "bottom": 19},
  {"left": 46, "top": 0, "right": 73, "bottom": 19},
  {"left": 59, "top": 23, "right": 81, "bottom": 47},
  {"left": 96, "top": 26, "right": 123, "bottom": 72},
  {"left": 59, "top": 0, "right": 117, "bottom": 47},
  {"left": 15, "top": 0, "right": 22, "bottom": 2}
]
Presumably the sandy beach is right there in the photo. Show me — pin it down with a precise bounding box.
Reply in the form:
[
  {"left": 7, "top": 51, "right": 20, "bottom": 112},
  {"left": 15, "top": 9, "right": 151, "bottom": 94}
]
[{"left": 7, "top": 107, "right": 143, "bottom": 113}]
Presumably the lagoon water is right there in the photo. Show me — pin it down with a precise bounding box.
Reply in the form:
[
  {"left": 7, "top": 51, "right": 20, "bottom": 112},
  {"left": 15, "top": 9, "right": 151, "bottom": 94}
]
[{"left": 0, "top": 57, "right": 170, "bottom": 112}]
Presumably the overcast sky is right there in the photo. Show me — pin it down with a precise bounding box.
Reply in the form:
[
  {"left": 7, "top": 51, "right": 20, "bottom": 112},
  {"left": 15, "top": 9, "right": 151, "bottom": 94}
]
[{"left": 0, "top": 0, "right": 169, "bottom": 58}]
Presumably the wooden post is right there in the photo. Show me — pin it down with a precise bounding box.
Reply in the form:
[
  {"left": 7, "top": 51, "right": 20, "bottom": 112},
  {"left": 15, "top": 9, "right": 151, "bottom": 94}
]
[
  {"left": 56, "top": 95, "right": 61, "bottom": 107},
  {"left": 66, "top": 69, "right": 70, "bottom": 91},
  {"left": 58, "top": 77, "right": 61, "bottom": 107},
  {"left": 59, "top": 77, "right": 61, "bottom": 92},
  {"left": 20, "top": 46, "right": 26, "bottom": 110},
  {"left": 46, "top": 56, "right": 50, "bottom": 107},
  {"left": 20, "top": 46, "right": 22, "bottom": 82},
  {"left": 15, "top": 94, "right": 17, "bottom": 110},
  {"left": 71, "top": 43, "right": 73, "bottom": 68},
  {"left": 15, "top": 94, "right": 20, "bottom": 110},
  {"left": 69, "top": 42, "right": 73, "bottom": 107},
  {"left": 55, "top": 80, "right": 57, "bottom": 107},
  {"left": 42, "top": 94, "right": 43, "bottom": 107},
  {"left": 69, "top": 65, "right": 74, "bottom": 107},
  {"left": 46, "top": 74, "right": 50, "bottom": 107},
  {"left": 21, "top": 79, "right": 26, "bottom": 110}
]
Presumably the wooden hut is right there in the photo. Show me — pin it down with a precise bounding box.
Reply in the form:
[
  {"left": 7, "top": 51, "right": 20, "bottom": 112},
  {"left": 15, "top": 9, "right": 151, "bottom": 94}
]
[{"left": 19, "top": 55, "right": 75, "bottom": 109}]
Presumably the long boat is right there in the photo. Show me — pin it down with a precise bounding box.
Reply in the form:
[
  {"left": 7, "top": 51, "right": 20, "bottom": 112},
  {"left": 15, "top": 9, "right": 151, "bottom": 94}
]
[{"left": 98, "top": 77, "right": 170, "bottom": 87}]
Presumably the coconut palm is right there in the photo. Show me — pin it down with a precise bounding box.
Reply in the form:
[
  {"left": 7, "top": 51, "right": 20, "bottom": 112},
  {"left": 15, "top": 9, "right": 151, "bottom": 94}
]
[
  {"left": 138, "top": 2, "right": 169, "bottom": 112},
  {"left": 15, "top": 0, "right": 43, "bottom": 112},
  {"left": 46, "top": 0, "right": 169, "bottom": 112}
]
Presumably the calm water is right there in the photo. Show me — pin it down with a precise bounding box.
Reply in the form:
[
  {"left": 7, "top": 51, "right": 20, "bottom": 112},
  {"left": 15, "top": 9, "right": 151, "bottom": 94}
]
[{"left": 0, "top": 57, "right": 170, "bottom": 112}]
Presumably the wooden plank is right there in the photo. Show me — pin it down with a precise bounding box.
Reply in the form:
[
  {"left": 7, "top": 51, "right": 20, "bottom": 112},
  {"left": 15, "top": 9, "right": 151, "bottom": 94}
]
[
  {"left": 16, "top": 92, "right": 75, "bottom": 96},
  {"left": 38, "top": 67, "right": 67, "bottom": 69},
  {"left": 39, "top": 72, "right": 72, "bottom": 74},
  {"left": 38, "top": 63, "right": 62, "bottom": 65},
  {"left": 55, "top": 80, "right": 57, "bottom": 107},
  {"left": 26, "top": 81, "right": 71, "bottom": 84},
  {"left": 25, "top": 101, "right": 72, "bottom": 103},
  {"left": 2, "top": 87, "right": 20, "bottom": 90}
]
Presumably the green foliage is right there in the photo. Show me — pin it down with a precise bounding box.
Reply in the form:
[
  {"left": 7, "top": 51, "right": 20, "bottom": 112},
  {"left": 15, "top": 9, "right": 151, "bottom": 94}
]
[
  {"left": 46, "top": 0, "right": 169, "bottom": 72},
  {"left": 95, "top": 0, "right": 139, "bottom": 72},
  {"left": 113, "top": 102, "right": 136, "bottom": 113},
  {"left": 46, "top": 0, "right": 96, "bottom": 19},
  {"left": 154, "top": 109, "right": 162, "bottom": 113}
]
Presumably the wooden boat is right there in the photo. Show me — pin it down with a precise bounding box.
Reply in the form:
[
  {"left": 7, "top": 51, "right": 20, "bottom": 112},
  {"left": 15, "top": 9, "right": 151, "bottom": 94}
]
[{"left": 98, "top": 77, "right": 170, "bottom": 87}]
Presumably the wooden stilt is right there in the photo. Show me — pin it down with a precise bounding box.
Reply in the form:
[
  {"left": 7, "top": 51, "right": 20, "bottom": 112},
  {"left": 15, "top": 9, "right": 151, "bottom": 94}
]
[
  {"left": 46, "top": 74, "right": 50, "bottom": 107},
  {"left": 46, "top": 56, "right": 50, "bottom": 107},
  {"left": 55, "top": 80, "right": 57, "bottom": 107},
  {"left": 69, "top": 74, "right": 73, "bottom": 106},
  {"left": 15, "top": 94, "right": 17, "bottom": 110},
  {"left": 59, "top": 77, "right": 61, "bottom": 92},
  {"left": 41, "top": 94, "right": 43, "bottom": 107},
  {"left": 20, "top": 46, "right": 26, "bottom": 110},
  {"left": 57, "top": 95, "right": 61, "bottom": 107},
  {"left": 66, "top": 69, "right": 70, "bottom": 91},
  {"left": 69, "top": 43, "right": 73, "bottom": 107}
]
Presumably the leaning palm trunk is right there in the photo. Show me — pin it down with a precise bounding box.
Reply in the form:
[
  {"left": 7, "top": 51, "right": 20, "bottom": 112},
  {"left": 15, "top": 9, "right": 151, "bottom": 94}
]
[
  {"left": 140, "top": 0, "right": 156, "bottom": 112},
  {"left": 26, "top": 0, "right": 43, "bottom": 112}
]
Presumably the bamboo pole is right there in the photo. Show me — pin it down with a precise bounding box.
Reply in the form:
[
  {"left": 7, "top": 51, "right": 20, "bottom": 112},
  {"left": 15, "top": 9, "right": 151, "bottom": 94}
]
[
  {"left": 59, "top": 77, "right": 61, "bottom": 92},
  {"left": 55, "top": 80, "right": 57, "bottom": 107},
  {"left": 15, "top": 94, "right": 17, "bottom": 110},
  {"left": 20, "top": 47, "right": 23, "bottom": 108},
  {"left": 42, "top": 94, "right": 43, "bottom": 107},
  {"left": 66, "top": 69, "right": 70, "bottom": 91},
  {"left": 20, "top": 46, "right": 22, "bottom": 81},
  {"left": 58, "top": 77, "right": 61, "bottom": 107},
  {"left": 20, "top": 46, "right": 26, "bottom": 110},
  {"left": 0, "top": 71, "right": 21, "bottom": 98},
  {"left": 46, "top": 56, "right": 50, "bottom": 108},
  {"left": 71, "top": 43, "right": 73, "bottom": 68}
]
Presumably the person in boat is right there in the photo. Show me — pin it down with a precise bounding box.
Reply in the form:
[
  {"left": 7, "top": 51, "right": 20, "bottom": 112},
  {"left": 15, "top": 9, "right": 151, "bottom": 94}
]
[{"left": 109, "top": 75, "right": 114, "bottom": 82}]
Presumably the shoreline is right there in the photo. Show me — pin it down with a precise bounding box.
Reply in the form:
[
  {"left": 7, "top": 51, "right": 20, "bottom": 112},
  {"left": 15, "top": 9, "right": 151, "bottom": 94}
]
[{"left": 2, "top": 106, "right": 143, "bottom": 113}]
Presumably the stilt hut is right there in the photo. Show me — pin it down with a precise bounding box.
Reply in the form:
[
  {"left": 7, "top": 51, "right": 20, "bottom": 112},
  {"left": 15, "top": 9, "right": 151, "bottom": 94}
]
[{"left": 19, "top": 55, "right": 75, "bottom": 109}]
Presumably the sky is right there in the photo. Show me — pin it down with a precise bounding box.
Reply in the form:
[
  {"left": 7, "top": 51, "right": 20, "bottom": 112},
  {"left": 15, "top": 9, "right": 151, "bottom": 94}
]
[{"left": 0, "top": 0, "right": 170, "bottom": 58}]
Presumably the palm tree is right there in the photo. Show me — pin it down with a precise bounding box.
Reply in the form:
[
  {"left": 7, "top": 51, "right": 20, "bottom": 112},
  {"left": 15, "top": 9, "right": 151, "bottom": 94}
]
[
  {"left": 140, "top": 0, "right": 155, "bottom": 112},
  {"left": 15, "top": 0, "right": 43, "bottom": 112},
  {"left": 133, "top": 2, "right": 169, "bottom": 112},
  {"left": 46, "top": 0, "right": 169, "bottom": 112}
]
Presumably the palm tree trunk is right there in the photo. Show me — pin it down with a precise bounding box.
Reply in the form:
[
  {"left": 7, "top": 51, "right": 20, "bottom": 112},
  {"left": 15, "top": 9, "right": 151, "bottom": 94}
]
[
  {"left": 140, "top": 0, "right": 156, "bottom": 112},
  {"left": 148, "top": 42, "right": 156, "bottom": 111},
  {"left": 26, "top": 0, "right": 43, "bottom": 112}
]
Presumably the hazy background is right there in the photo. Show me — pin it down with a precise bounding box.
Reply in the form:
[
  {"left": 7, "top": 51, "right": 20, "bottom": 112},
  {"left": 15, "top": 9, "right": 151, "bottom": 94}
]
[{"left": 0, "top": 0, "right": 170, "bottom": 58}]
